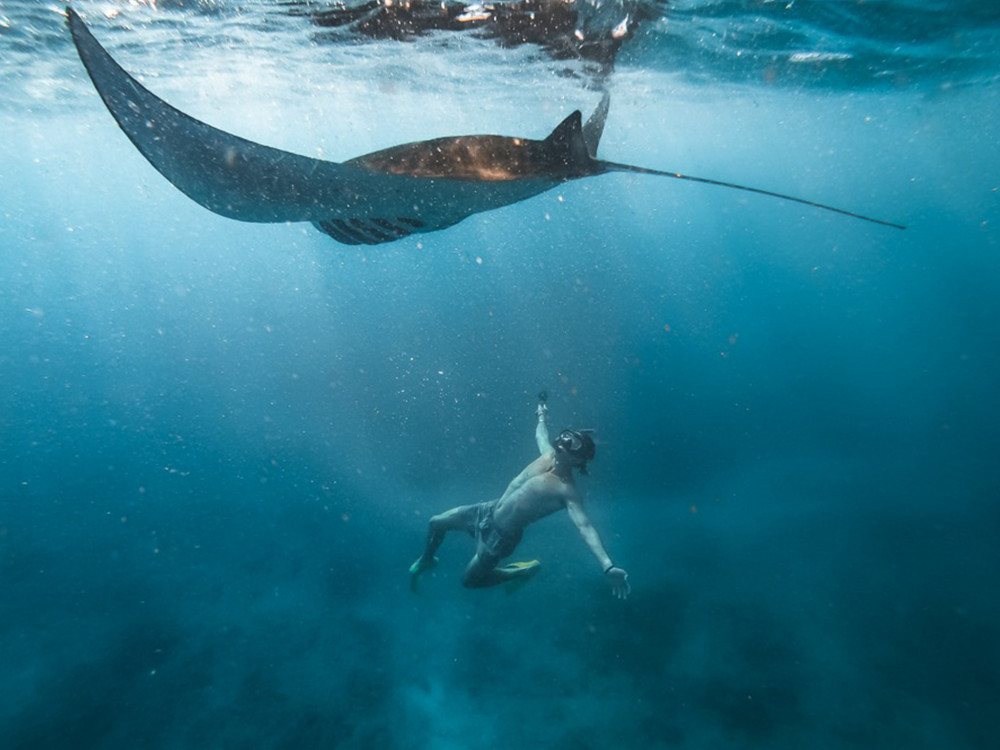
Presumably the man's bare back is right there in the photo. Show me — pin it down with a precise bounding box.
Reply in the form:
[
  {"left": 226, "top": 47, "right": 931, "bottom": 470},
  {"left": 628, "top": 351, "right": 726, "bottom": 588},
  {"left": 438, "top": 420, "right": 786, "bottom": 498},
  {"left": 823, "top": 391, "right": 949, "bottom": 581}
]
[{"left": 408, "top": 396, "right": 630, "bottom": 598}]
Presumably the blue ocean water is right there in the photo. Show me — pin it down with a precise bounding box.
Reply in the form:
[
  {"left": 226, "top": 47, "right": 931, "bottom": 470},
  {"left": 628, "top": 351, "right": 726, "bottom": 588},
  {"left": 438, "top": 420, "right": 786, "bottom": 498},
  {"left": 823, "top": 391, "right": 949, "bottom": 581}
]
[{"left": 1, "top": 0, "right": 998, "bottom": 747}]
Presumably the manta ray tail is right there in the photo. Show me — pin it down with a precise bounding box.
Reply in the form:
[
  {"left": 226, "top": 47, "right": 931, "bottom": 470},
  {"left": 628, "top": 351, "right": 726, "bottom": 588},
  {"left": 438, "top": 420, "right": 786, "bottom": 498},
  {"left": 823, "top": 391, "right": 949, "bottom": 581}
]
[{"left": 601, "top": 161, "right": 906, "bottom": 229}]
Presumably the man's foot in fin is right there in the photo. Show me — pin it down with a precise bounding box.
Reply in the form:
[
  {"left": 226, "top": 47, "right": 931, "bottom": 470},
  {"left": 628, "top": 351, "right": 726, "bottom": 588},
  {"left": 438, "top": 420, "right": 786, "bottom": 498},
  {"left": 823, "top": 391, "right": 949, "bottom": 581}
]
[
  {"left": 409, "top": 555, "right": 438, "bottom": 593},
  {"left": 500, "top": 560, "right": 541, "bottom": 594}
]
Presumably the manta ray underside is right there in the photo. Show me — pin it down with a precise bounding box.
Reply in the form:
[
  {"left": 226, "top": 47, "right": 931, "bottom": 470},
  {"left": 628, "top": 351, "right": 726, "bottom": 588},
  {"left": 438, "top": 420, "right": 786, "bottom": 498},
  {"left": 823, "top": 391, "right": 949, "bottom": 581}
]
[{"left": 66, "top": 8, "right": 903, "bottom": 245}]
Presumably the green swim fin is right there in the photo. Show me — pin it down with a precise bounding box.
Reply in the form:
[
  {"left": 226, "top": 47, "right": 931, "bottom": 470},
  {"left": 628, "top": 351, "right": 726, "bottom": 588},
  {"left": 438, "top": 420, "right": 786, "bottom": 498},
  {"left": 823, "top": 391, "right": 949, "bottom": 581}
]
[
  {"left": 409, "top": 555, "right": 437, "bottom": 593},
  {"left": 501, "top": 560, "right": 541, "bottom": 594},
  {"left": 499, "top": 560, "right": 541, "bottom": 573}
]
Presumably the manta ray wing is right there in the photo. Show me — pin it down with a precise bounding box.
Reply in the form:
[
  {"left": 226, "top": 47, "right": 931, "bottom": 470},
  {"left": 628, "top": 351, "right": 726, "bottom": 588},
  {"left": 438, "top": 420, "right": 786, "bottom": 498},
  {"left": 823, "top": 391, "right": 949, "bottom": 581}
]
[
  {"left": 67, "top": 8, "right": 394, "bottom": 224},
  {"left": 67, "top": 9, "right": 572, "bottom": 244}
]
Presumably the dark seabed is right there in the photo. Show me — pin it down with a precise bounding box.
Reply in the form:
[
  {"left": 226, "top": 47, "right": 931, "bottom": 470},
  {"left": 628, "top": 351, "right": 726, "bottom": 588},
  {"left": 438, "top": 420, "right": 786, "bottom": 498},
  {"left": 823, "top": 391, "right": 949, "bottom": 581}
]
[{"left": 1, "top": 1, "right": 998, "bottom": 748}]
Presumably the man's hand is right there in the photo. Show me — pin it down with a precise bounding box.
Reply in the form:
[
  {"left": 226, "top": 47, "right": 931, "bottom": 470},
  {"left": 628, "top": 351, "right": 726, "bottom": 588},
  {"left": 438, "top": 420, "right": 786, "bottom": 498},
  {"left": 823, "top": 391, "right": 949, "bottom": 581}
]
[
  {"left": 536, "top": 401, "right": 548, "bottom": 419},
  {"left": 536, "top": 390, "right": 548, "bottom": 418},
  {"left": 605, "top": 566, "right": 631, "bottom": 600}
]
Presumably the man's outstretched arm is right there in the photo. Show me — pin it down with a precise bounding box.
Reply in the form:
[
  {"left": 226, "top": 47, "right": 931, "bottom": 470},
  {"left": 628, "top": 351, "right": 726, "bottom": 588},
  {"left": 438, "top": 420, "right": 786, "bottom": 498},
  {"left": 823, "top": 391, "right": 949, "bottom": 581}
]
[{"left": 565, "top": 497, "right": 631, "bottom": 599}]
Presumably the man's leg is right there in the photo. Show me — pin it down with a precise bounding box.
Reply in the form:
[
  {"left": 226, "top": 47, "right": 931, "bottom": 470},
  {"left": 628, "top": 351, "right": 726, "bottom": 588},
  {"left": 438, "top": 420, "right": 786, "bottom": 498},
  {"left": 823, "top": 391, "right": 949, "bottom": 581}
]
[{"left": 410, "top": 504, "right": 478, "bottom": 581}]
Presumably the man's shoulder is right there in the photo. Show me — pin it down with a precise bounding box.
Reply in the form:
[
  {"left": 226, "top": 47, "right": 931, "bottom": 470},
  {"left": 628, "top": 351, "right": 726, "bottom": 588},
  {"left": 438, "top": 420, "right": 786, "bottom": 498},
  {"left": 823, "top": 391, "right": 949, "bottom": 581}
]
[
  {"left": 523, "top": 452, "right": 555, "bottom": 475},
  {"left": 545, "top": 473, "right": 579, "bottom": 503}
]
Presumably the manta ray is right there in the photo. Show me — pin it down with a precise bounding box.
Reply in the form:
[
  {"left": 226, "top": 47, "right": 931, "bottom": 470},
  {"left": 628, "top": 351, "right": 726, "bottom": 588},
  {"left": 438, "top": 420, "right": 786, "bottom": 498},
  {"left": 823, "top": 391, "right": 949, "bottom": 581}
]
[{"left": 66, "top": 9, "right": 903, "bottom": 246}]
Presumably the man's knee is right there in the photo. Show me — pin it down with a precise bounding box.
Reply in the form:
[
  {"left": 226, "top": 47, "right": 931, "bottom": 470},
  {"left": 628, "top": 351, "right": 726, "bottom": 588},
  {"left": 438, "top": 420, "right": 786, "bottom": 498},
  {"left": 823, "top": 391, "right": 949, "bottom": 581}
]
[
  {"left": 429, "top": 510, "right": 457, "bottom": 533},
  {"left": 429, "top": 507, "right": 464, "bottom": 529},
  {"left": 462, "top": 555, "right": 496, "bottom": 588}
]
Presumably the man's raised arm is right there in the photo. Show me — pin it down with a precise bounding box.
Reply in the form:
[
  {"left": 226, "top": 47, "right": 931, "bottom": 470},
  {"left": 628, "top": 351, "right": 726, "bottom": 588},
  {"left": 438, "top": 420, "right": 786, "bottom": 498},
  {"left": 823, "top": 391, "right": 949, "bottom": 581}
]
[{"left": 535, "top": 392, "right": 551, "bottom": 455}]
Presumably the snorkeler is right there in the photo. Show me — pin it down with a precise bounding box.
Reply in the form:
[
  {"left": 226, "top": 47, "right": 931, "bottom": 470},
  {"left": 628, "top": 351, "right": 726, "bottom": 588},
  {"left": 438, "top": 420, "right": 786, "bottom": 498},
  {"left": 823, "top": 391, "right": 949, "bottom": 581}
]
[{"left": 409, "top": 393, "right": 631, "bottom": 599}]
